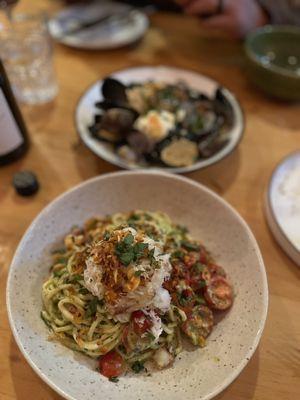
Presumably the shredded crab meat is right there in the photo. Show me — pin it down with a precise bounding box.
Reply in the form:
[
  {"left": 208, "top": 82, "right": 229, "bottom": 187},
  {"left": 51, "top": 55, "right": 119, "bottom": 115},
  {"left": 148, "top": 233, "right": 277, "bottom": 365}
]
[{"left": 83, "top": 227, "right": 171, "bottom": 319}]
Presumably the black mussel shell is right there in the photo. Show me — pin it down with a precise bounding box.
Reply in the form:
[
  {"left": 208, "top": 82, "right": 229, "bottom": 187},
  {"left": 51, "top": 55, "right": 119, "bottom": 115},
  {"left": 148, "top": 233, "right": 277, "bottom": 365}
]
[
  {"left": 94, "top": 114, "right": 102, "bottom": 124},
  {"left": 214, "top": 87, "right": 234, "bottom": 124},
  {"left": 95, "top": 100, "right": 139, "bottom": 119},
  {"left": 96, "top": 128, "right": 125, "bottom": 143},
  {"left": 189, "top": 89, "right": 210, "bottom": 101},
  {"left": 88, "top": 122, "right": 102, "bottom": 138},
  {"left": 198, "top": 115, "right": 225, "bottom": 156},
  {"left": 89, "top": 121, "right": 123, "bottom": 143},
  {"left": 199, "top": 137, "right": 229, "bottom": 158},
  {"left": 101, "top": 108, "right": 137, "bottom": 135},
  {"left": 144, "top": 149, "right": 163, "bottom": 165},
  {"left": 101, "top": 77, "right": 128, "bottom": 105}
]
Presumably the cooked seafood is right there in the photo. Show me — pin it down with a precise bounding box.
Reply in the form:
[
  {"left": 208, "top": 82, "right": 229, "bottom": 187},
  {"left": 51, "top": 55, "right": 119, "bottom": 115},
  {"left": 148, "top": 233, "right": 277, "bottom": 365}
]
[
  {"left": 88, "top": 77, "right": 234, "bottom": 168},
  {"left": 41, "top": 210, "right": 234, "bottom": 380}
]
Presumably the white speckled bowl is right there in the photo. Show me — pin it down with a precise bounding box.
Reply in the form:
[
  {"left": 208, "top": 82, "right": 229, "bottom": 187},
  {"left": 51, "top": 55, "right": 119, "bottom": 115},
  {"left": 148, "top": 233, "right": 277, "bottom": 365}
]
[{"left": 6, "top": 171, "right": 268, "bottom": 400}]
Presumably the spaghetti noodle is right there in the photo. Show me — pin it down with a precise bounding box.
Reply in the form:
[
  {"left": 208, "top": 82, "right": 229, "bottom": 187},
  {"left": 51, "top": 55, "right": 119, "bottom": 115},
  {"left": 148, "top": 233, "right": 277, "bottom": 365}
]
[{"left": 41, "top": 210, "right": 233, "bottom": 378}]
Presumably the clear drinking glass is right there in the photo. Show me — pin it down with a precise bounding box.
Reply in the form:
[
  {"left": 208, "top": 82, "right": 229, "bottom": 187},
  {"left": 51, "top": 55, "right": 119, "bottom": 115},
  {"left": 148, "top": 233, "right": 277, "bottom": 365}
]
[{"left": 0, "top": 12, "right": 58, "bottom": 104}]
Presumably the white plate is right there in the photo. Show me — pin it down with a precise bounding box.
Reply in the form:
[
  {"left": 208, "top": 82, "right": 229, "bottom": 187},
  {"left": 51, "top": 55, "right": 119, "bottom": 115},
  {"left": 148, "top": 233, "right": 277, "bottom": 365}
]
[
  {"left": 265, "top": 151, "right": 300, "bottom": 266},
  {"left": 48, "top": 1, "right": 149, "bottom": 49},
  {"left": 7, "top": 171, "right": 268, "bottom": 400},
  {"left": 75, "top": 66, "right": 244, "bottom": 173}
]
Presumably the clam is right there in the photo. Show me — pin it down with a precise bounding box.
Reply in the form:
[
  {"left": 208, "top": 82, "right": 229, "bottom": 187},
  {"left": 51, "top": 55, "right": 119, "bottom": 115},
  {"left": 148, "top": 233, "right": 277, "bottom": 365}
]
[{"left": 161, "top": 138, "right": 198, "bottom": 167}]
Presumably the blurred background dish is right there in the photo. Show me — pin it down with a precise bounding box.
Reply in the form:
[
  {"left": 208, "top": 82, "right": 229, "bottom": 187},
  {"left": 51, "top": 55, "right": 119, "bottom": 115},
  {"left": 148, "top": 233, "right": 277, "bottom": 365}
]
[
  {"left": 265, "top": 151, "right": 300, "bottom": 267},
  {"left": 75, "top": 65, "right": 244, "bottom": 173},
  {"left": 48, "top": 0, "right": 149, "bottom": 50},
  {"left": 245, "top": 25, "right": 300, "bottom": 101}
]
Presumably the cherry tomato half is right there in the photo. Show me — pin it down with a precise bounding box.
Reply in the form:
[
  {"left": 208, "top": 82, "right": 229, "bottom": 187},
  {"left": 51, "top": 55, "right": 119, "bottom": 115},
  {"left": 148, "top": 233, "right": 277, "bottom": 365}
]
[
  {"left": 98, "top": 351, "right": 125, "bottom": 378},
  {"left": 131, "top": 310, "right": 152, "bottom": 334},
  {"left": 204, "top": 276, "right": 233, "bottom": 310},
  {"left": 181, "top": 305, "right": 214, "bottom": 346},
  {"left": 208, "top": 264, "right": 227, "bottom": 278}
]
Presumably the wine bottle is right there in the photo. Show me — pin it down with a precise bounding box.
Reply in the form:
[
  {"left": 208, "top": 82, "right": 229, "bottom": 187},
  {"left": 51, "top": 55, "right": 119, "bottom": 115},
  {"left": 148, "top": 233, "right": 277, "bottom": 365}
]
[{"left": 0, "top": 59, "right": 29, "bottom": 166}]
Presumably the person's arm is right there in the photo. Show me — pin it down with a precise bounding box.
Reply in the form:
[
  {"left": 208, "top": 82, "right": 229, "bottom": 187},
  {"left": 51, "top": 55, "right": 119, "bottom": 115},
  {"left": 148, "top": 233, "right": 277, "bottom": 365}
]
[
  {"left": 177, "top": 0, "right": 270, "bottom": 38},
  {"left": 258, "top": 0, "right": 300, "bottom": 25}
]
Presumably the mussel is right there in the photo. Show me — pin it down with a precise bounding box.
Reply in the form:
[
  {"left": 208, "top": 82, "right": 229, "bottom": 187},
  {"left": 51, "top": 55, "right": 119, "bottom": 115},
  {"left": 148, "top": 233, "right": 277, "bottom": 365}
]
[
  {"left": 89, "top": 107, "right": 137, "bottom": 143},
  {"left": 101, "top": 108, "right": 136, "bottom": 134},
  {"left": 214, "top": 87, "right": 234, "bottom": 125},
  {"left": 101, "top": 77, "right": 128, "bottom": 105}
]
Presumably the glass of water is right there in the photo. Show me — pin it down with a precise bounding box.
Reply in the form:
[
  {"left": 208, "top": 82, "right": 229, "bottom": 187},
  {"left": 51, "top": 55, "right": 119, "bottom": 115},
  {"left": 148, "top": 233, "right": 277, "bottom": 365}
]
[{"left": 0, "top": 12, "right": 58, "bottom": 104}]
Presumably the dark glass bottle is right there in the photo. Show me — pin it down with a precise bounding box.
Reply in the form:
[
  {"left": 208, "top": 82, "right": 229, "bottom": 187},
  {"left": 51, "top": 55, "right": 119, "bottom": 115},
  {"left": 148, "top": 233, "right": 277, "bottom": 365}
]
[{"left": 0, "top": 59, "right": 29, "bottom": 166}]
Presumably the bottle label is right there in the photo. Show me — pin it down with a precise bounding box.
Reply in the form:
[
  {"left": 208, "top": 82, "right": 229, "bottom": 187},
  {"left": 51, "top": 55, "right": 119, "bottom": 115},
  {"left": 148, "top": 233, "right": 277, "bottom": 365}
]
[{"left": 0, "top": 88, "right": 23, "bottom": 156}]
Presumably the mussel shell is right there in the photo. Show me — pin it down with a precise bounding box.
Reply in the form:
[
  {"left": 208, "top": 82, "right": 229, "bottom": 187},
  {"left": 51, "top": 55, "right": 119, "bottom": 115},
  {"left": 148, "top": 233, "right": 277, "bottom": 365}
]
[
  {"left": 88, "top": 122, "right": 102, "bottom": 138},
  {"left": 198, "top": 115, "right": 225, "bottom": 157},
  {"left": 94, "top": 114, "right": 102, "bottom": 124},
  {"left": 214, "top": 87, "right": 234, "bottom": 124},
  {"left": 101, "top": 77, "right": 128, "bottom": 105},
  {"left": 95, "top": 100, "right": 139, "bottom": 119},
  {"left": 199, "top": 137, "right": 229, "bottom": 158},
  {"left": 144, "top": 149, "right": 163, "bottom": 165},
  {"left": 101, "top": 108, "right": 137, "bottom": 135}
]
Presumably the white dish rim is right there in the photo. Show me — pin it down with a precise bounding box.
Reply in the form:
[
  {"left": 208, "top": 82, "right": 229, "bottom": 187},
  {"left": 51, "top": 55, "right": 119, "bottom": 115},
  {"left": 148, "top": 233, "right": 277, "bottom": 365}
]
[{"left": 6, "top": 170, "right": 268, "bottom": 400}]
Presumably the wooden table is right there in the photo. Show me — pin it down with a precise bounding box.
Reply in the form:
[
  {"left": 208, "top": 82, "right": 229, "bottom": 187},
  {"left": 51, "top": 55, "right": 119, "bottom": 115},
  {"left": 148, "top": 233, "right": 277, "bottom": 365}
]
[{"left": 1, "top": 0, "right": 299, "bottom": 399}]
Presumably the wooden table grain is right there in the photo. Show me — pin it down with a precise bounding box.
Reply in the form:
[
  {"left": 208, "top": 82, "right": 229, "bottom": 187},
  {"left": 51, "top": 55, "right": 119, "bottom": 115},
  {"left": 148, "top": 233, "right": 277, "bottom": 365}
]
[{"left": 1, "top": 1, "right": 300, "bottom": 399}]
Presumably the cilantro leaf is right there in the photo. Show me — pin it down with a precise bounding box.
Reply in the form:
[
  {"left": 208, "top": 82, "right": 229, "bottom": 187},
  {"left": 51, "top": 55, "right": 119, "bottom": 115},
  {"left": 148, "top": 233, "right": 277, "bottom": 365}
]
[
  {"left": 119, "top": 251, "right": 134, "bottom": 266},
  {"left": 86, "top": 298, "right": 98, "bottom": 317},
  {"left": 172, "top": 250, "right": 184, "bottom": 260},
  {"left": 109, "top": 376, "right": 119, "bottom": 382},
  {"left": 193, "top": 262, "right": 204, "bottom": 273},
  {"left": 181, "top": 240, "right": 200, "bottom": 252},
  {"left": 69, "top": 274, "right": 82, "bottom": 282},
  {"left": 103, "top": 231, "right": 111, "bottom": 241},
  {"left": 131, "top": 361, "right": 144, "bottom": 373},
  {"left": 123, "top": 233, "right": 134, "bottom": 246}
]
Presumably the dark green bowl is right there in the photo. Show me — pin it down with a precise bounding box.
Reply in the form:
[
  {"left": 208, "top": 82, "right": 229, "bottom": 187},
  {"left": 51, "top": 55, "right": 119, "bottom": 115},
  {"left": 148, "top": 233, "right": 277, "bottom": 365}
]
[{"left": 245, "top": 25, "right": 300, "bottom": 100}]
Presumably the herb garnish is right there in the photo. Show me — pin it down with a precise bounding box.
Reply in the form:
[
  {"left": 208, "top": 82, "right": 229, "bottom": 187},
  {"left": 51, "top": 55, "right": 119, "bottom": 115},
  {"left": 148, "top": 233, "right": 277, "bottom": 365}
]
[
  {"left": 193, "top": 262, "right": 204, "bottom": 273},
  {"left": 181, "top": 240, "right": 200, "bottom": 252},
  {"left": 109, "top": 376, "right": 119, "bottom": 382},
  {"left": 69, "top": 274, "right": 82, "bottom": 282},
  {"left": 78, "top": 287, "right": 89, "bottom": 295},
  {"left": 103, "top": 231, "right": 111, "bottom": 241},
  {"left": 86, "top": 298, "right": 98, "bottom": 317},
  {"left": 171, "top": 250, "right": 184, "bottom": 260},
  {"left": 195, "top": 296, "right": 206, "bottom": 305},
  {"left": 53, "top": 268, "right": 65, "bottom": 277},
  {"left": 131, "top": 361, "right": 144, "bottom": 373},
  {"left": 147, "top": 332, "right": 156, "bottom": 341},
  {"left": 198, "top": 280, "right": 207, "bottom": 289},
  {"left": 55, "top": 256, "right": 68, "bottom": 265},
  {"left": 115, "top": 233, "right": 148, "bottom": 266}
]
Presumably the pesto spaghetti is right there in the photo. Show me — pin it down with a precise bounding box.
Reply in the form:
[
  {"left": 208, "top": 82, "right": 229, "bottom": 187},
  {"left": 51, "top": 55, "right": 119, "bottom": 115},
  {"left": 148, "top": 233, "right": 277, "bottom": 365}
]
[{"left": 41, "top": 210, "right": 233, "bottom": 379}]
